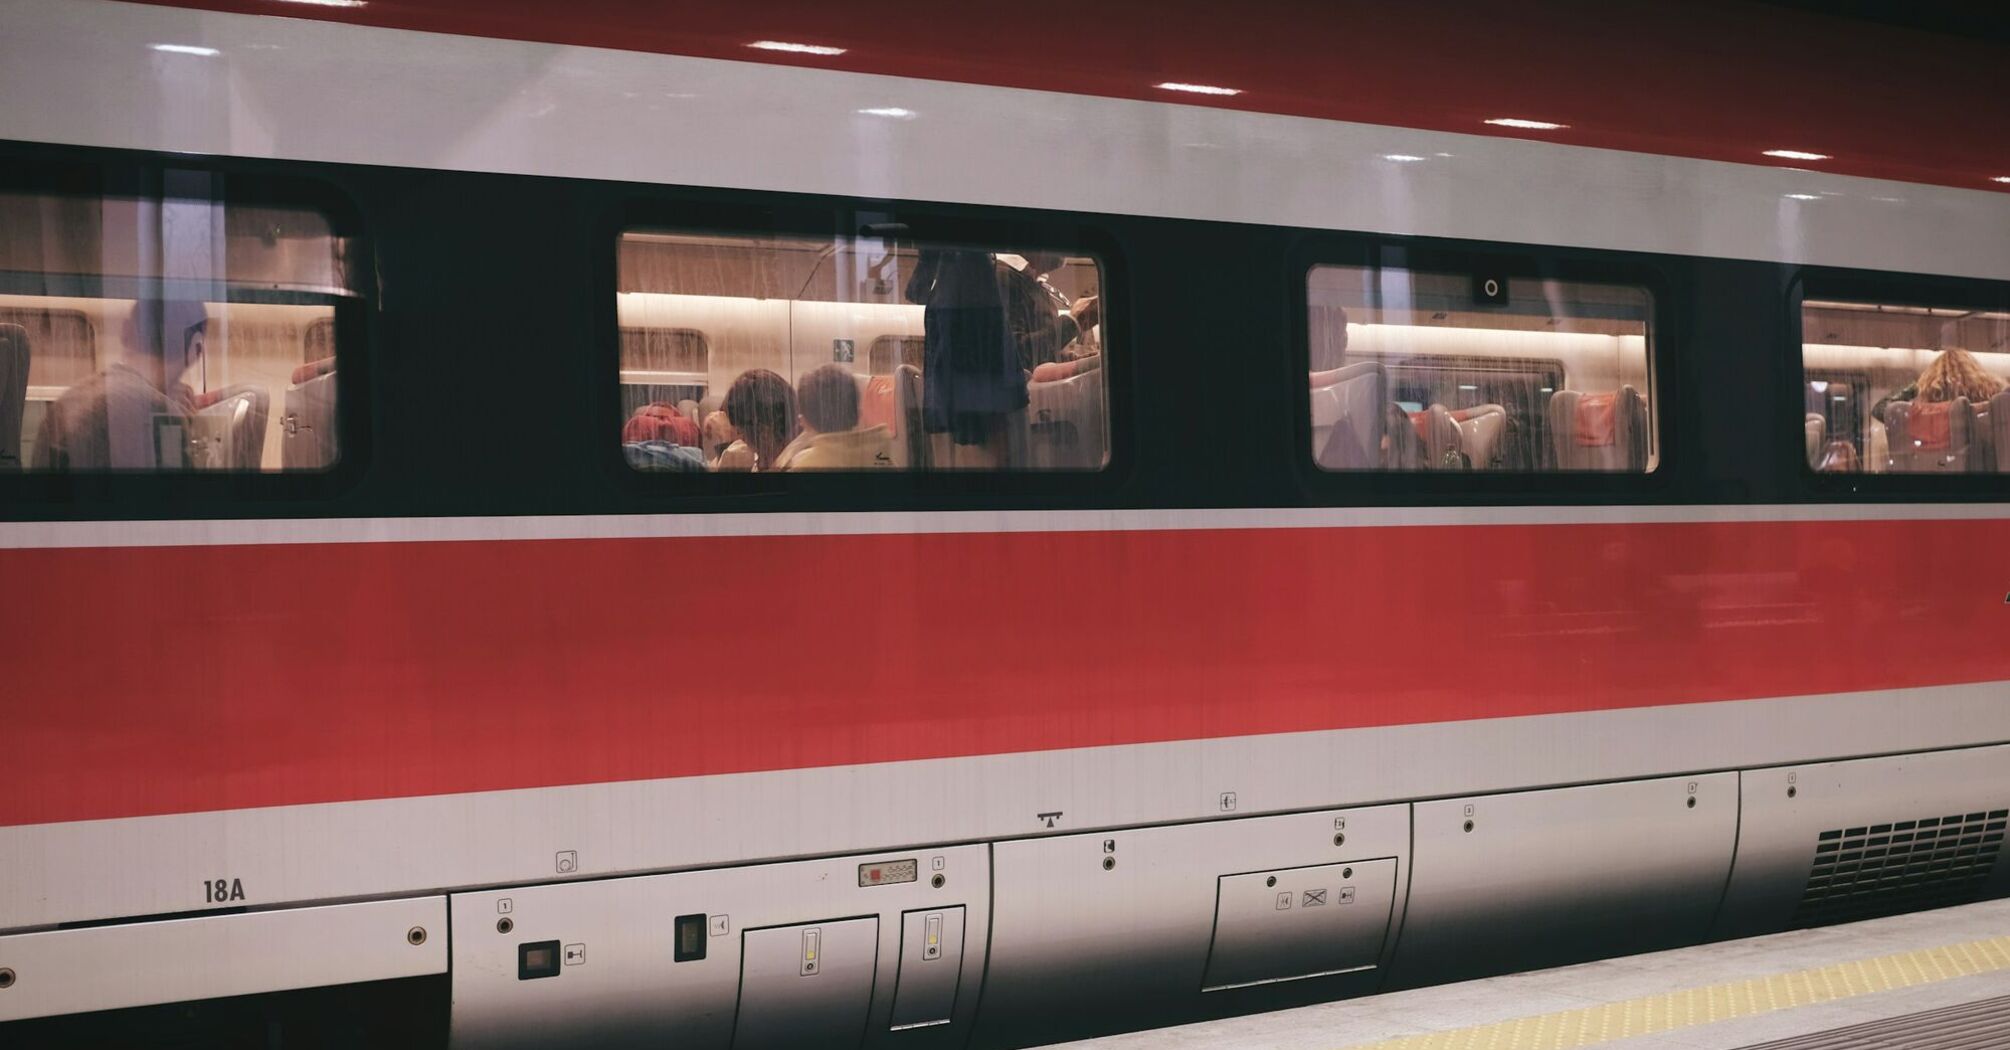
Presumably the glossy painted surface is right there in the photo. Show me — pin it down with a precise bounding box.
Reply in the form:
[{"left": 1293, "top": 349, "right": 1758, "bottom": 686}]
[
  {"left": 7, "top": 0, "right": 2010, "bottom": 281},
  {"left": 6, "top": 515, "right": 2010, "bottom": 829},
  {"left": 127, "top": 0, "right": 2010, "bottom": 193}
]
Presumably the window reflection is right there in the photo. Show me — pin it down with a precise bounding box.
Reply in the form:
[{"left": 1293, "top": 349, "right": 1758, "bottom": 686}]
[
  {"left": 617, "top": 230, "right": 1109, "bottom": 472},
  {"left": 1802, "top": 300, "right": 2010, "bottom": 474},
  {"left": 1307, "top": 265, "right": 1656, "bottom": 472}
]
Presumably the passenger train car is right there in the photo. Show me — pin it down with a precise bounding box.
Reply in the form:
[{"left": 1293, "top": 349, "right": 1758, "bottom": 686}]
[{"left": 2, "top": 0, "right": 2009, "bottom": 1046}]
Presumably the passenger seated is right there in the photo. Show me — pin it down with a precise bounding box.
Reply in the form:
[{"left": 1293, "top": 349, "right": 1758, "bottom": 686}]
[
  {"left": 34, "top": 297, "right": 207, "bottom": 470},
  {"left": 1873, "top": 348, "right": 2005, "bottom": 424},
  {"left": 620, "top": 401, "right": 706, "bottom": 472},
  {"left": 777, "top": 364, "right": 894, "bottom": 470},
  {"left": 715, "top": 369, "right": 799, "bottom": 472},
  {"left": 700, "top": 410, "right": 738, "bottom": 467}
]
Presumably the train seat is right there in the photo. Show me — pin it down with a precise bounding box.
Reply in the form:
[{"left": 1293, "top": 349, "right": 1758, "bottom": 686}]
[
  {"left": 1549, "top": 386, "right": 1648, "bottom": 470},
  {"left": 1310, "top": 361, "right": 1386, "bottom": 469},
  {"left": 0, "top": 323, "right": 27, "bottom": 471},
  {"left": 855, "top": 373, "right": 898, "bottom": 437},
  {"left": 1448, "top": 403, "right": 1509, "bottom": 470},
  {"left": 894, "top": 363, "right": 929, "bottom": 469},
  {"left": 1883, "top": 398, "right": 1975, "bottom": 472},
  {"left": 1991, "top": 392, "right": 2010, "bottom": 471},
  {"left": 1804, "top": 413, "right": 1825, "bottom": 468},
  {"left": 675, "top": 398, "right": 699, "bottom": 425},
  {"left": 282, "top": 359, "right": 338, "bottom": 470},
  {"left": 189, "top": 383, "right": 271, "bottom": 470},
  {"left": 1416, "top": 405, "right": 1466, "bottom": 469},
  {"left": 1026, "top": 360, "right": 1106, "bottom": 469}
]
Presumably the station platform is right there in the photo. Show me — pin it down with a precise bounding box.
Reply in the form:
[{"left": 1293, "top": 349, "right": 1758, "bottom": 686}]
[{"left": 1052, "top": 898, "right": 2010, "bottom": 1050}]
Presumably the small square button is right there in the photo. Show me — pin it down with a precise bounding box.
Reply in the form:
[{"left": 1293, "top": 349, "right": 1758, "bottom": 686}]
[
  {"left": 563, "top": 943, "right": 586, "bottom": 966},
  {"left": 496, "top": 898, "right": 513, "bottom": 915},
  {"left": 709, "top": 915, "right": 730, "bottom": 937}
]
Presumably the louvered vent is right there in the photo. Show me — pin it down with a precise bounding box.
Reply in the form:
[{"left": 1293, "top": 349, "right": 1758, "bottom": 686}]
[{"left": 1791, "top": 808, "right": 2006, "bottom": 928}]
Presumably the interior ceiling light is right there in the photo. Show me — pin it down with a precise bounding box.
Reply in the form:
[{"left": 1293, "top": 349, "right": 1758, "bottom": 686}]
[
  {"left": 273, "top": 0, "right": 367, "bottom": 7},
  {"left": 748, "top": 40, "right": 847, "bottom": 56},
  {"left": 1764, "top": 149, "right": 1831, "bottom": 161},
  {"left": 1484, "top": 118, "right": 1568, "bottom": 130},
  {"left": 1155, "top": 82, "right": 1241, "bottom": 96},
  {"left": 151, "top": 43, "right": 219, "bottom": 55}
]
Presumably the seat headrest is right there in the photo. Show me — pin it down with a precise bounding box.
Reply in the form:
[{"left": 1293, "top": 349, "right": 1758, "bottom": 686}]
[
  {"left": 1572, "top": 392, "right": 1619, "bottom": 447},
  {"left": 291, "top": 356, "right": 337, "bottom": 385},
  {"left": 1907, "top": 400, "right": 1955, "bottom": 450}
]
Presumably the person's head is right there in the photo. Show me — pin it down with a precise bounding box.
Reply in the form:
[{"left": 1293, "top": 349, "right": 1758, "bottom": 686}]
[
  {"left": 1021, "top": 250, "right": 1066, "bottom": 278},
  {"left": 122, "top": 297, "right": 209, "bottom": 384},
  {"left": 796, "top": 364, "right": 860, "bottom": 435},
  {"left": 1915, "top": 347, "right": 2005, "bottom": 405},
  {"left": 621, "top": 402, "right": 699, "bottom": 447},
  {"left": 701, "top": 410, "right": 738, "bottom": 461},
  {"left": 721, "top": 369, "right": 798, "bottom": 467}
]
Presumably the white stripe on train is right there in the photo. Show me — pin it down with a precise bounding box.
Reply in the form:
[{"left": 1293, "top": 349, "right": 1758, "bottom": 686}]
[
  {"left": 1, "top": 0, "right": 2008, "bottom": 280},
  {"left": 3, "top": 502, "right": 2010, "bottom": 551}
]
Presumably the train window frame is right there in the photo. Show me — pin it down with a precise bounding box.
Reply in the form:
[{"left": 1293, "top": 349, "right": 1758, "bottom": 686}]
[
  {"left": 0, "top": 143, "right": 374, "bottom": 513},
  {"left": 600, "top": 192, "right": 1132, "bottom": 505},
  {"left": 1790, "top": 269, "right": 2010, "bottom": 499},
  {"left": 1288, "top": 233, "right": 1678, "bottom": 501}
]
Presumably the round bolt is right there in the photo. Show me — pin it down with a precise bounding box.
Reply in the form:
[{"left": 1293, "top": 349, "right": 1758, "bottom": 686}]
[
  {"left": 0, "top": 967, "right": 14, "bottom": 990},
  {"left": 1788, "top": 786, "right": 1798, "bottom": 799},
  {"left": 1342, "top": 867, "right": 1353, "bottom": 879},
  {"left": 1102, "top": 857, "right": 1116, "bottom": 872},
  {"left": 1687, "top": 797, "right": 1697, "bottom": 809},
  {"left": 931, "top": 873, "right": 947, "bottom": 888},
  {"left": 1265, "top": 875, "right": 1276, "bottom": 887},
  {"left": 1463, "top": 819, "right": 1475, "bottom": 833},
  {"left": 496, "top": 917, "right": 514, "bottom": 935},
  {"left": 407, "top": 926, "right": 428, "bottom": 946},
  {"left": 1333, "top": 832, "right": 1346, "bottom": 847}
]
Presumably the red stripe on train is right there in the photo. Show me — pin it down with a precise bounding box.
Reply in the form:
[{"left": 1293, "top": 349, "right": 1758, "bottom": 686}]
[
  {"left": 134, "top": 0, "right": 2010, "bottom": 193},
  {"left": 4, "top": 518, "right": 2007, "bottom": 828}
]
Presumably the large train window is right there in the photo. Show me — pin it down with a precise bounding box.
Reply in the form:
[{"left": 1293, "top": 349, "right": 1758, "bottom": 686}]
[
  {"left": 617, "top": 229, "right": 1109, "bottom": 472},
  {"left": 1307, "top": 265, "right": 1656, "bottom": 472},
  {"left": 1801, "top": 298, "right": 2010, "bottom": 474},
  {"left": 0, "top": 171, "right": 356, "bottom": 473}
]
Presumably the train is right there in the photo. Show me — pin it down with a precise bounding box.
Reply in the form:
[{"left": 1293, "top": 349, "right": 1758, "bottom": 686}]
[{"left": 2, "top": 0, "right": 2009, "bottom": 1046}]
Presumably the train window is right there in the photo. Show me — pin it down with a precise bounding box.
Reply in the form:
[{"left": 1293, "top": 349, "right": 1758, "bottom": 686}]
[
  {"left": 1801, "top": 298, "right": 2010, "bottom": 474},
  {"left": 1307, "top": 265, "right": 1656, "bottom": 472},
  {"left": 0, "top": 175, "right": 356, "bottom": 472},
  {"left": 617, "top": 229, "right": 1110, "bottom": 472}
]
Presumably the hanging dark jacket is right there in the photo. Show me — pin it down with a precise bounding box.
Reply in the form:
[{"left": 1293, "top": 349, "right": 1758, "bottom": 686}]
[{"left": 905, "top": 248, "right": 1028, "bottom": 444}]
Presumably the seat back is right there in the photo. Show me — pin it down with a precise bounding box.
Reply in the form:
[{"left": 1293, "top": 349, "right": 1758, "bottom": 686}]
[
  {"left": 1804, "top": 413, "right": 1825, "bottom": 469},
  {"left": 1451, "top": 404, "right": 1509, "bottom": 470},
  {"left": 1548, "top": 386, "right": 1649, "bottom": 471},
  {"left": 1884, "top": 398, "right": 1975, "bottom": 473},
  {"left": 1310, "top": 361, "right": 1386, "bottom": 469},
  {"left": 1417, "top": 405, "right": 1466, "bottom": 469},
  {"left": 1992, "top": 392, "right": 2010, "bottom": 471},
  {"left": 190, "top": 383, "right": 271, "bottom": 470},
  {"left": 894, "top": 363, "right": 929, "bottom": 469},
  {"left": 1026, "top": 364, "right": 1107, "bottom": 469},
  {"left": 0, "top": 323, "right": 27, "bottom": 471},
  {"left": 282, "top": 367, "right": 338, "bottom": 470}
]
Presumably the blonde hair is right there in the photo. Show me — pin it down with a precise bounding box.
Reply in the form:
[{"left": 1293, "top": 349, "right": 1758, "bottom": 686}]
[{"left": 1915, "top": 348, "right": 2005, "bottom": 404}]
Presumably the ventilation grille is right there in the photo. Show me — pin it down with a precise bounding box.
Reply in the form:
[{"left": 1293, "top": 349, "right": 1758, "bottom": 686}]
[{"left": 1792, "top": 809, "right": 2006, "bottom": 928}]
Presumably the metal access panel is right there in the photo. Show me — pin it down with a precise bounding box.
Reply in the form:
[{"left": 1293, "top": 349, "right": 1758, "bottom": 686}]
[
  {"left": 977, "top": 806, "right": 1407, "bottom": 1047},
  {"left": 735, "top": 918, "right": 879, "bottom": 1049},
  {"left": 890, "top": 907, "right": 966, "bottom": 1030},
  {"left": 0, "top": 896, "right": 445, "bottom": 1022},
  {"left": 1388, "top": 772, "right": 1737, "bottom": 988},
  {"left": 1716, "top": 744, "right": 2010, "bottom": 940},
  {"left": 448, "top": 845, "right": 988, "bottom": 1050},
  {"left": 1204, "top": 859, "right": 1398, "bottom": 990}
]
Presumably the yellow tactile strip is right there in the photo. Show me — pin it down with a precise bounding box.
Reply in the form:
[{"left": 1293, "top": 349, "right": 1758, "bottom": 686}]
[{"left": 1344, "top": 934, "right": 2010, "bottom": 1050}]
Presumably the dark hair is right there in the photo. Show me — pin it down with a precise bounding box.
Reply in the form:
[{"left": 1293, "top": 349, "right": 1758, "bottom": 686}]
[
  {"left": 796, "top": 364, "right": 860, "bottom": 433},
  {"left": 721, "top": 369, "right": 798, "bottom": 468}
]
